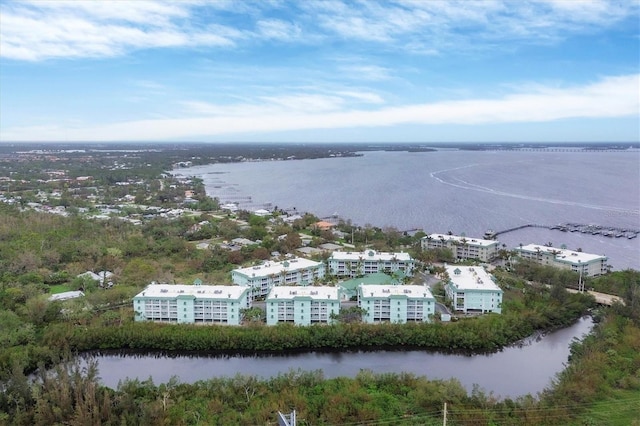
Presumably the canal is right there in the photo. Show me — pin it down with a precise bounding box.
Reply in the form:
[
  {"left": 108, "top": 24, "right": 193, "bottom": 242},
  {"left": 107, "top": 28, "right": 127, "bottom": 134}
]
[{"left": 85, "top": 316, "right": 592, "bottom": 399}]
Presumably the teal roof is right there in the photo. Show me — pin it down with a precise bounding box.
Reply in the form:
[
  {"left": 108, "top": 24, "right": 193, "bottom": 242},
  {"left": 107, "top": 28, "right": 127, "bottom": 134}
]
[{"left": 339, "top": 272, "right": 399, "bottom": 291}]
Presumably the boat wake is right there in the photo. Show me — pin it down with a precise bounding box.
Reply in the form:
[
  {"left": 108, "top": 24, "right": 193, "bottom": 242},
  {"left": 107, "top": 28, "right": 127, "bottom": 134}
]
[{"left": 430, "top": 165, "right": 640, "bottom": 215}]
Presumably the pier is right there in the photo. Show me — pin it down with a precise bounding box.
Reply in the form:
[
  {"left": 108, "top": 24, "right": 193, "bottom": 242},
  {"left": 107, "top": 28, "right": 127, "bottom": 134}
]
[{"left": 485, "top": 223, "right": 639, "bottom": 240}]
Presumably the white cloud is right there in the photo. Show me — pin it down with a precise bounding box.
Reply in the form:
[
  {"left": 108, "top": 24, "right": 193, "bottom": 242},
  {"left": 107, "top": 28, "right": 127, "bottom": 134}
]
[
  {"left": 338, "top": 64, "right": 392, "bottom": 81},
  {"left": 258, "top": 94, "right": 345, "bottom": 112},
  {"left": 0, "top": 1, "right": 236, "bottom": 61},
  {"left": 309, "top": 0, "right": 638, "bottom": 51},
  {"left": 3, "top": 74, "right": 637, "bottom": 141},
  {"left": 181, "top": 90, "right": 382, "bottom": 116},
  {"left": 336, "top": 91, "right": 385, "bottom": 104},
  {"left": 256, "top": 19, "right": 301, "bottom": 41},
  {"left": 3, "top": 0, "right": 636, "bottom": 61}
]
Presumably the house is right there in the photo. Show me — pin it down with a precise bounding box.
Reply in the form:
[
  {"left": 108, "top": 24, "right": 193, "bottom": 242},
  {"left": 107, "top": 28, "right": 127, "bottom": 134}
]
[
  {"left": 444, "top": 266, "right": 502, "bottom": 314},
  {"left": 133, "top": 283, "right": 250, "bottom": 325},
  {"left": 221, "top": 203, "right": 239, "bottom": 212},
  {"left": 77, "top": 270, "right": 114, "bottom": 287},
  {"left": 297, "top": 246, "right": 323, "bottom": 256},
  {"left": 231, "top": 237, "right": 257, "bottom": 247},
  {"left": 318, "top": 242, "right": 342, "bottom": 251},
  {"left": 253, "top": 208, "right": 271, "bottom": 217},
  {"left": 357, "top": 284, "right": 435, "bottom": 323},
  {"left": 513, "top": 244, "right": 608, "bottom": 276},
  {"left": 49, "top": 290, "right": 85, "bottom": 302},
  {"left": 422, "top": 234, "right": 500, "bottom": 262},
  {"left": 282, "top": 214, "right": 303, "bottom": 224},
  {"left": 231, "top": 257, "right": 326, "bottom": 300},
  {"left": 313, "top": 220, "right": 335, "bottom": 231},
  {"left": 328, "top": 249, "right": 415, "bottom": 278},
  {"left": 265, "top": 286, "right": 340, "bottom": 326}
]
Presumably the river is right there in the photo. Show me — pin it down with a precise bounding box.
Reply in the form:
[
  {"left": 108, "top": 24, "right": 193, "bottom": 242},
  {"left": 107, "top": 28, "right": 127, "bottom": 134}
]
[
  {"left": 87, "top": 316, "right": 592, "bottom": 399},
  {"left": 173, "top": 149, "right": 640, "bottom": 270}
]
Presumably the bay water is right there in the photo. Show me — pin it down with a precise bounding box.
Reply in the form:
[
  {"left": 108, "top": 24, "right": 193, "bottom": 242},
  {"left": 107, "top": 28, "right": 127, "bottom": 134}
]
[{"left": 175, "top": 149, "right": 640, "bottom": 270}]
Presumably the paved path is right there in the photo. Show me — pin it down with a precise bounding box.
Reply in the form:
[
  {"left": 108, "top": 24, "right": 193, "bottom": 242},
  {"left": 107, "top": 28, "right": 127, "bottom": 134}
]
[{"left": 566, "top": 288, "right": 624, "bottom": 306}]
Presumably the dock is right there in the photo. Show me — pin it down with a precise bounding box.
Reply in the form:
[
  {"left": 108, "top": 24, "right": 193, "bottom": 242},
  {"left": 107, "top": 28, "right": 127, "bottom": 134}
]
[{"left": 485, "top": 223, "right": 639, "bottom": 240}]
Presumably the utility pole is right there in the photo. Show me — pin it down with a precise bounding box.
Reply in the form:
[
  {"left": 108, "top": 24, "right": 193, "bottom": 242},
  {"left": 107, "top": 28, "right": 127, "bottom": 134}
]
[
  {"left": 443, "top": 402, "right": 447, "bottom": 426},
  {"left": 578, "top": 260, "right": 584, "bottom": 292}
]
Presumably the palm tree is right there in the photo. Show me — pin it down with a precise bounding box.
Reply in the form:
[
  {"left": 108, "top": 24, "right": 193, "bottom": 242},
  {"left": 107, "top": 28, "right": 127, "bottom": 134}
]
[
  {"left": 460, "top": 237, "right": 469, "bottom": 259},
  {"left": 535, "top": 247, "right": 542, "bottom": 263}
]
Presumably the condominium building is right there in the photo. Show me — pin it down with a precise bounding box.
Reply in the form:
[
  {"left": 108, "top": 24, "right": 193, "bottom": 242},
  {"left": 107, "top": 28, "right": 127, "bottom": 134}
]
[
  {"left": 422, "top": 234, "right": 500, "bottom": 262},
  {"left": 133, "top": 283, "right": 250, "bottom": 325},
  {"left": 328, "top": 250, "right": 415, "bottom": 278},
  {"left": 444, "top": 266, "right": 502, "bottom": 314},
  {"left": 266, "top": 286, "right": 340, "bottom": 326},
  {"left": 513, "top": 244, "right": 608, "bottom": 276},
  {"left": 357, "top": 284, "right": 435, "bottom": 323},
  {"left": 231, "top": 257, "right": 325, "bottom": 300}
]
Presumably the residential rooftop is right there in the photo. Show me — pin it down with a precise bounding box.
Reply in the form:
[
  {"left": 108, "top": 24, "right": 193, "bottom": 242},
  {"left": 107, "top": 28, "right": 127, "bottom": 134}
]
[
  {"left": 233, "top": 257, "right": 323, "bottom": 277},
  {"left": 359, "top": 284, "right": 434, "bottom": 299},
  {"left": 268, "top": 286, "right": 339, "bottom": 300},
  {"left": 49, "top": 290, "right": 85, "bottom": 301},
  {"left": 330, "top": 249, "right": 412, "bottom": 261},
  {"left": 135, "top": 283, "right": 248, "bottom": 299},
  {"left": 517, "top": 244, "right": 607, "bottom": 263},
  {"left": 445, "top": 266, "right": 501, "bottom": 292},
  {"left": 426, "top": 234, "right": 498, "bottom": 247}
]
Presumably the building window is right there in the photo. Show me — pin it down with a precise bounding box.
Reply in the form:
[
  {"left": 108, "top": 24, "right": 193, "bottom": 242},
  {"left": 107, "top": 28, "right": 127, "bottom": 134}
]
[{"left": 184, "top": 301, "right": 186, "bottom": 305}]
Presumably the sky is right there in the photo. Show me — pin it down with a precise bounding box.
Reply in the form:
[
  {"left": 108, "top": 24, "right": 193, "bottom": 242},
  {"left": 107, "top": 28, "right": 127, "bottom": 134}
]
[{"left": 0, "top": 0, "right": 639, "bottom": 143}]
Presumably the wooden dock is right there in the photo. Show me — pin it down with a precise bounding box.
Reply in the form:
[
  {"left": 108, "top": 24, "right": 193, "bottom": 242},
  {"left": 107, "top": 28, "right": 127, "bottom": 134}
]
[{"left": 485, "top": 223, "right": 639, "bottom": 240}]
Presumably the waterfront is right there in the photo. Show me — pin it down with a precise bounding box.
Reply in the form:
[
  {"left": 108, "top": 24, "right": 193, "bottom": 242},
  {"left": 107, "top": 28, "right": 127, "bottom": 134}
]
[
  {"left": 87, "top": 317, "right": 592, "bottom": 398},
  {"left": 175, "top": 149, "right": 640, "bottom": 270}
]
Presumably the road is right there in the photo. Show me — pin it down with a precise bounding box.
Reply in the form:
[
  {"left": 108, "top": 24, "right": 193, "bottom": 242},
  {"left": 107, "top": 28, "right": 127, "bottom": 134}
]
[
  {"left": 565, "top": 288, "right": 624, "bottom": 306},
  {"left": 414, "top": 270, "right": 452, "bottom": 316}
]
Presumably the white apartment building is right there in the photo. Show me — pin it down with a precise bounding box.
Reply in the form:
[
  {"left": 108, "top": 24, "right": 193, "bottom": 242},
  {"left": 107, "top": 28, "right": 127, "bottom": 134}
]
[
  {"left": 357, "top": 284, "right": 435, "bottom": 324},
  {"left": 231, "top": 257, "right": 325, "bottom": 300},
  {"left": 444, "top": 266, "right": 502, "bottom": 314},
  {"left": 514, "top": 244, "right": 608, "bottom": 276},
  {"left": 422, "top": 234, "right": 500, "bottom": 262},
  {"left": 133, "top": 283, "right": 250, "bottom": 325},
  {"left": 328, "top": 250, "right": 415, "bottom": 278},
  {"left": 266, "top": 286, "right": 340, "bottom": 326}
]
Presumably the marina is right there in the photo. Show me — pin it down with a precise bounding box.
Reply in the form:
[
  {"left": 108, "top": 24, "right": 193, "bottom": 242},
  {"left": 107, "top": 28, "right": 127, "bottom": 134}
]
[{"left": 484, "top": 223, "right": 639, "bottom": 240}]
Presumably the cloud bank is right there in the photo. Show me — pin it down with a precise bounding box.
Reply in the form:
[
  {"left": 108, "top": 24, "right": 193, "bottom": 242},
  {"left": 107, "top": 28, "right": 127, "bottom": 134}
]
[{"left": 2, "top": 74, "right": 637, "bottom": 141}]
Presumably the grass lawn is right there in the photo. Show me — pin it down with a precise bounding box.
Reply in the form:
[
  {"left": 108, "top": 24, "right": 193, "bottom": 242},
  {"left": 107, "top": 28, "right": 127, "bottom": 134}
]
[
  {"left": 50, "top": 284, "right": 74, "bottom": 294},
  {"left": 574, "top": 389, "right": 640, "bottom": 425}
]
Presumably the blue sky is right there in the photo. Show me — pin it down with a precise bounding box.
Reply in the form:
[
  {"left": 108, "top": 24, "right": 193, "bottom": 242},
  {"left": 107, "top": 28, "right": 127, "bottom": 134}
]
[{"left": 1, "top": 0, "right": 638, "bottom": 143}]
